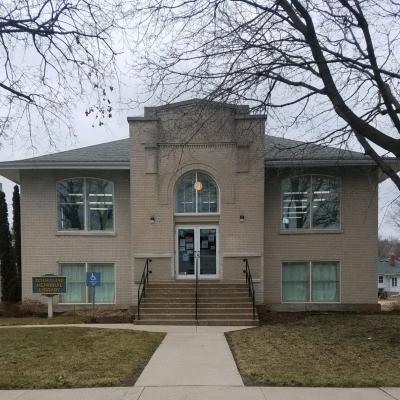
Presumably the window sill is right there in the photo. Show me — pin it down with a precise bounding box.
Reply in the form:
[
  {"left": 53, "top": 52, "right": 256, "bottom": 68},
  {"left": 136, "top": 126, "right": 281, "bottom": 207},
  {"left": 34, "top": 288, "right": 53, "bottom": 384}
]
[
  {"left": 56, "top": 231, "right": 117, "bottom": 237},
  {"left": 174, "top": 214, "right": 220, "bottom": 223},
  {"left": 58, "top": 302, "right": 115, "bottom": 305},
  {"left": 280, "top": 229, "right": 343, "bottom": 235},
  {"left": 281, "top": 301, "right": 341, "bottom": 304}
]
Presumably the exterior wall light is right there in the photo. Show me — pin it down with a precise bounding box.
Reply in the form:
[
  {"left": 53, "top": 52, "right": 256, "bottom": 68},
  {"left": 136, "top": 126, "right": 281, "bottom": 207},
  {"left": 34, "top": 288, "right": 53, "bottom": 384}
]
[
  {"left": 150, "top": 216, "right": 155, "bottom": 224},
  {"left": 240, "top": 215, "right": 245, "bottom": 223},
  {"left": 193, "top": 180, "right": 203, "bottom": 191}
]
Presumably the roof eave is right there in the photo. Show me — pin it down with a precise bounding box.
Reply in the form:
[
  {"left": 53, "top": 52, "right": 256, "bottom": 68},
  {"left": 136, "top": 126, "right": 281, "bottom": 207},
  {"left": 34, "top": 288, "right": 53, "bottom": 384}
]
[
  {"left": 264, "top": 159, "right": 377, "bottom": 168},
  {"left": 0, "top": 161, "right": 130, "bottom": 169}
]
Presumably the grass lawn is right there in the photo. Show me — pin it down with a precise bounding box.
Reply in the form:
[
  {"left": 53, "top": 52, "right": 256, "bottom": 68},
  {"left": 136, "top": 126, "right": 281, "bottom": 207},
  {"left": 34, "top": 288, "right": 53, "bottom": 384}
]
[
  {"left": 226, "top": 313, "right": 400, "bottom": 387},
  {"left": 0, "top": 327, "right": 164, "bottom": 389},
  {"left": 0, "top": 315, "right": 89, "bottom": 326}
]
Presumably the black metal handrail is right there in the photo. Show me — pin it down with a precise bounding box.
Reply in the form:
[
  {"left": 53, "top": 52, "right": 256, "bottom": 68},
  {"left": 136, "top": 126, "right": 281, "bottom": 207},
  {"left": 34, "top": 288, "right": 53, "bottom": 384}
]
[
  {"left": 243, "top": 258, "right": 256, "bottom": 320},
  {"left": 137, "top": 258, "right": 152, "bottom": 320},
  {"left": 195, "top": 254, "right": 199, "bottom": 322}
]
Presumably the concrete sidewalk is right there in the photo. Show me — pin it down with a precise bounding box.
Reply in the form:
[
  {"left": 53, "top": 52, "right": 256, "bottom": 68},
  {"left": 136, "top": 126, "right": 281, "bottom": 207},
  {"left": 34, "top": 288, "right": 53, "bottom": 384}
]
[
  {"left": 135, "top": 329, "right": 243, "bottom": 386},
  {"left": 1, "top": 386, "right": 399, "bottom": 400}
]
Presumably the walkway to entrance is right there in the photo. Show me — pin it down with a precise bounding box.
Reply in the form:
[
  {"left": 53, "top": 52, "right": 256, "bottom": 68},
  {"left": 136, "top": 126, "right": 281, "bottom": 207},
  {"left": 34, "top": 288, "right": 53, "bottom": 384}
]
[
  {"left": 1, "top": 324, "right": 400, "bottom": 399},
  {"left": 135, "top": 326, "right": 244, "bottom": 386}
]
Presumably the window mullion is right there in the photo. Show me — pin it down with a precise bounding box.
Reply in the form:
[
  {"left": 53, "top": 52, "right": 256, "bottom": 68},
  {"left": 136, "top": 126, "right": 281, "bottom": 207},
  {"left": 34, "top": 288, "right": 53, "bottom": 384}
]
[
  {"left": 195, "top": 171, "right": 198, "bottom": 213},
  {"left": 309, "top": 176, "right": 313, "bottom": 230},
  {"left": 309, "top": 261, "right": 312, "bottom": 302},
  {"left": 86, "top": 263, "right": 88, "bottom": 303},
  {"left": 84, "top": 179, "right": 88, "bottom": 231}
]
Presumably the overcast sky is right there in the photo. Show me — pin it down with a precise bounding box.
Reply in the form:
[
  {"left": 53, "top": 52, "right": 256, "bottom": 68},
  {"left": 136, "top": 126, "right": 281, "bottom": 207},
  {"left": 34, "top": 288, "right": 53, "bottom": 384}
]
[{"left": 0, "top": 98, "right": 398, "bottom": 239}]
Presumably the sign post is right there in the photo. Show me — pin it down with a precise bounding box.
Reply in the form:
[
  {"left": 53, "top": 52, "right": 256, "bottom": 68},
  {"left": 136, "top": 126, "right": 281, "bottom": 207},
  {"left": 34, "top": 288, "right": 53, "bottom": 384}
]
[
  {"left": 32, "top": 275, "right": 67, "bottom": 318},
  {"left": 86, "top": 272, "right": 101, "bottom": 320}
]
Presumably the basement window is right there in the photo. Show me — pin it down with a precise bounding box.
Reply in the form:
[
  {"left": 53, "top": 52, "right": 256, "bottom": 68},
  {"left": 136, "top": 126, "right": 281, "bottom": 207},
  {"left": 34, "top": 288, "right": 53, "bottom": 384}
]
[
  {"left": 59, "top": 262, "right": 115, "bottom": 303},
  {"left": 282, "top": 261, "right": 340, "bottom": 303}
]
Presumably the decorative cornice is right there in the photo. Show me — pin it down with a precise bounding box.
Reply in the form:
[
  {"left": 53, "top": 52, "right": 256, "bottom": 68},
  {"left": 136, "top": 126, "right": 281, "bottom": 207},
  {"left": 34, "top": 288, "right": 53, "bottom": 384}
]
[{"left": 158, "top": 142, "right": 237, "bottom": 150}]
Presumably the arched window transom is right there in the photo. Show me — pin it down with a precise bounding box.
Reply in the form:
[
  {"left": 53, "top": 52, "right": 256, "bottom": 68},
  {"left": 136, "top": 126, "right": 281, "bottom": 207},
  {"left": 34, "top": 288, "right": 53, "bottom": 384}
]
[
  {"left": 282, "top": 175, "right": 340, "bottom": 230},
  {"left": 57, "top": 178, "right": 114, "bottom": 231},
  {"left": 176, "top": 171, "right": 219, "bottom": 214}
]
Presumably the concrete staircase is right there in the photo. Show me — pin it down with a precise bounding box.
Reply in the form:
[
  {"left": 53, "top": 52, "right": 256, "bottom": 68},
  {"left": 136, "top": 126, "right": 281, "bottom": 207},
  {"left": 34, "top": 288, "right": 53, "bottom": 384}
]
[{"left": 134, "top": 281, "right": 259, "bottom": 326}]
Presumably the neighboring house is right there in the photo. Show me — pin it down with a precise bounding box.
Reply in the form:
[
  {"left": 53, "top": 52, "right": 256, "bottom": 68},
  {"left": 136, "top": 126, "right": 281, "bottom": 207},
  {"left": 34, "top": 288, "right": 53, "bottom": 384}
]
[
  {"left": 0, "top": 99, "right": 396, "bottom": 323},
  {"left": 378, "top": 256, "right": 400, "bottom": 296}
]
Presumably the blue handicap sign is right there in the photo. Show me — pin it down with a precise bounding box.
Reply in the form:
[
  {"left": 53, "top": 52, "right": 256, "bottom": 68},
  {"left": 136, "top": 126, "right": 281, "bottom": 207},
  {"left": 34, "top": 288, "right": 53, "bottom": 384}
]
[{"left": 86, "top": 272, "right": 101, "bottom": 287}]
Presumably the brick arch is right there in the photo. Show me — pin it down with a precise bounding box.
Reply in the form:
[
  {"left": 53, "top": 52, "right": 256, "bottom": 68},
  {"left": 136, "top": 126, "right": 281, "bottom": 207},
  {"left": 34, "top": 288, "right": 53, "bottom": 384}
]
[{"left": 158, "top": 163, "right": 235, "bottom": 206}]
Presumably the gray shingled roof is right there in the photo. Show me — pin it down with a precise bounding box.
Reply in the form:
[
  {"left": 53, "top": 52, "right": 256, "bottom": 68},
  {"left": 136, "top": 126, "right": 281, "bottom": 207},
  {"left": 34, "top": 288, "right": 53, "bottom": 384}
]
[
  {"left": 0, "top": 135, "right": 373, "bottom": 169},
  {"left": 0, "top": 138, "right": 130, "bottom": 168},
  {"left": 379, "top": 258, "right": 400, "bottom": 274},
  {"left": 265, "top": 135, "right": 369, "bottom": 162}
]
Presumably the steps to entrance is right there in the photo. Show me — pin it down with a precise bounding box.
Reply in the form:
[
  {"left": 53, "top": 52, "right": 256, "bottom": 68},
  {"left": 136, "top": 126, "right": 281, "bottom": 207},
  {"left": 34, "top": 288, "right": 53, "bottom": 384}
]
[{"left": 134, "top": 282, "right": 259, "bottom": 326}]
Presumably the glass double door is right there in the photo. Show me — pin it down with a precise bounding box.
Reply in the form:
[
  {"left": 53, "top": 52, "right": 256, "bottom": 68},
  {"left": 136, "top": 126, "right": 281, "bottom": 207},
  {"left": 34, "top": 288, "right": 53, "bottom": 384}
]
[{"left": 176, "top": 225, "right": 218, "bottom": 278}]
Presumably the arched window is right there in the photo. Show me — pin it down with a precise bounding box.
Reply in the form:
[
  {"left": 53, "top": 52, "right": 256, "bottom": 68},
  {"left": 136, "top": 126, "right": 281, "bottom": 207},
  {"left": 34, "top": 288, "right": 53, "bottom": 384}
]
[
  {"left": 176, "top": 171, "right": 219, "bottom": 213},
  {"left": 57, "top": 178, "right": 114, "bottom": 231},
  {"left": 282, "top": 175, "right": 340, "bottom": 230}
]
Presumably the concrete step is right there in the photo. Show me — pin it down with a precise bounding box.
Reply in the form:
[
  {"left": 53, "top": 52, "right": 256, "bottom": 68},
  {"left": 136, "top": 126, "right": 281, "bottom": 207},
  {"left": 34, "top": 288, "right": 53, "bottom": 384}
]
[
  {"left": 145, "top": 288, "right": 249, "bottom": 295},
  {"left": 142, "top": 303, "right": 253, "bottom": 309},
  {"left": 141, "top": 303, "right": 253, "bottom": 309},
  {"left": 142, "top": 303, "right": 196, "bottom": 308},
  {"left": 139, "top": 312, "right": 254, "bottom": 320},
  {"left": 140, "top": 307, "right": 253, "bottom": 316},
  {"left": 139, "top": 314, "right": 196, "bottom": 320},
  {"left": 134, "top": 320, "right": 197, "bottom": 326},
  {"left": 197, "top": 320, "right": 259, "bottom": 326},
  {"left": 143, "top": 294, "right": 251, "bottom": 300},
  {"left": 147, "top": 282, "right": 246, "bottom": 288},
  {"left": 134, "top": 319, "right": 259, "bottom": 326}
]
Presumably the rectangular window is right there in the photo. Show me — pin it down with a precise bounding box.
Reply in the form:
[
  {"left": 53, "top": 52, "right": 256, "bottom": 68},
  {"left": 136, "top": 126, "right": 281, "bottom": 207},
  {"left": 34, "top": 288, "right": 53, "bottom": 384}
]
[
  {"left": 59, "top": 262, "right": 115, "bottom": 303},
  {"left": 57, "top": 178, "right": 114, "bottom": 232},
  {"left": 282, "top": 176, "right": 311, "bottom": 229},
  {"left": 58, "top": 180, "right": 85, "bottom": 230},
  {"left": 392, "top": 277, "right": 397, "bottom": 287},
  {"left": 282, "top": 175, "right": 340, "bottom": 230},
  {"left": 311, "top": 177, "right": 340, "bottom": 229},
  {"left": 311, "top": 262, "right": 339, "bottom": 302},
  {"left": 282, "top": 261, "right": 340, "bottom": 303},
  {"left": 59, "top": 263, "right": 86, "bottom": 303},
  {"left": 282, "top": 262, "right": 309, "bottom": 302},
  {"left": 378, "top": 275, "right": 384, "bottom": 284},
  {"left": 86, "top": 180, "right": 114, "bottom": 231}
]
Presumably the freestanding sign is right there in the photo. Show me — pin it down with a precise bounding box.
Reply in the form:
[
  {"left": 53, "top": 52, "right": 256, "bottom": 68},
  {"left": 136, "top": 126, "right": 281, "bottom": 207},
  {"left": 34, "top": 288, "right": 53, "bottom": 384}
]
[
  {"left": 86, "top": 272, "right": 101, "bottom": 320},
  {"left": 32, "top": 275, "right": 67, "bottom": 318},
  {"left": 32, "top": 276, "right": 67, "bottom": 295}
]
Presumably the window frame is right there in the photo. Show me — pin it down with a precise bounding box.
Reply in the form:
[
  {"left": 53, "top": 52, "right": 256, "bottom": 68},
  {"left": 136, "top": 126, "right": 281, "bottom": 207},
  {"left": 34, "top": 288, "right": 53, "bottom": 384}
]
[
  {"left": 58, "top": 262, "right": 116, "bottom": 304},
  {"left": 392, "top": 277, "right": 398, "bottom": 287},
  {"left": 378, "top": 275, "right": 384, "bottom": 284},
  {"left": 174, "top": 171, "right": 220, "bottom": 215},
  {"left": 56, "top": 177, "right": 115, "bottom": 233},
  {"left": 281, "top": 174, "right": 341, "bottom": 232},
  {"left": 281, "top": 260, "right": 341, "bottom": 304}
]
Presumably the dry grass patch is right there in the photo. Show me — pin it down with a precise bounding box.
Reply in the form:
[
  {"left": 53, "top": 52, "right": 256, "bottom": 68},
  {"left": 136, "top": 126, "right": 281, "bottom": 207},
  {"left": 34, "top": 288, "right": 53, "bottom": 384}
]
[
  {"left": 0, "top": 327, "right": 164, "bottom": 389},
  {"left": 226, "top": 313, "right": 400, "bottom": 387}
]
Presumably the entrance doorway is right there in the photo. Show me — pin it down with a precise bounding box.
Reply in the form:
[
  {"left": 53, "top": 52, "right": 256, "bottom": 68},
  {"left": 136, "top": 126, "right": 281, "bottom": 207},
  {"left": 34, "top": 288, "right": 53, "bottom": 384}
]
[{"left": 176, "top": 225, "right": 218, "bottom": 279}]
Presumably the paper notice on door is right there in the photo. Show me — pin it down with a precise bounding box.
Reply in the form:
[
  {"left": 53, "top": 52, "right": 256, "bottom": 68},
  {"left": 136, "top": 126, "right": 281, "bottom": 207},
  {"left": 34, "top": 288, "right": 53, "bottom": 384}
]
[
  {"left": 182, "top": 253, "right": 189, "bottom": 262},
  {"left": 208, "top": 234, "right": 215, "bottom": 242},
  {"left": 179, "top": 239, "right": 186, "bottom": 247},
  {"left": 186, "top": 243, "right": 193, "bottom": 250},
  {"left": 201, "top": 240, "right": 208, "bottom": 249}
]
